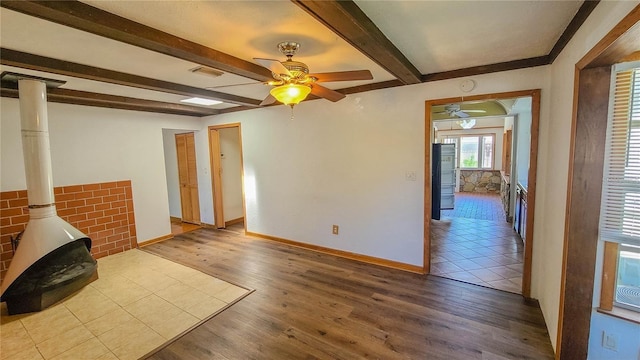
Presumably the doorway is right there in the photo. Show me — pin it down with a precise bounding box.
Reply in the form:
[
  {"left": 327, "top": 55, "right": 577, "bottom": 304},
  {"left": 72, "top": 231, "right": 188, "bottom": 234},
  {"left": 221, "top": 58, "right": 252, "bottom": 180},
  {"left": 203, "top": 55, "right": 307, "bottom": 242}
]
[
  {"left": 209, "top": 124, "right": 245, "bottom": 230},
  {"left": 425, "top": 90, "right": 541, "bottom": 298}
]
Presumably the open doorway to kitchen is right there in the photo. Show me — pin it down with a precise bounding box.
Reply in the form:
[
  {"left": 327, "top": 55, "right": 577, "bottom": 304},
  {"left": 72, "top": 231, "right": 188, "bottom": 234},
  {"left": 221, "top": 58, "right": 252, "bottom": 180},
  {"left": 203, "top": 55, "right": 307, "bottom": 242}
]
[{"left": 426, "top": 90, "right": 540, "bottom": 297}]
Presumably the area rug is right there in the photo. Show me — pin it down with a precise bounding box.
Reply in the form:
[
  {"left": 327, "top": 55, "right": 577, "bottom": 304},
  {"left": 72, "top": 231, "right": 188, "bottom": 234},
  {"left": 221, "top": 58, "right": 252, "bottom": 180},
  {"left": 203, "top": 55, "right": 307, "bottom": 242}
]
[{"left": 0, "top": 249, "right": 253, "bottom": 360}]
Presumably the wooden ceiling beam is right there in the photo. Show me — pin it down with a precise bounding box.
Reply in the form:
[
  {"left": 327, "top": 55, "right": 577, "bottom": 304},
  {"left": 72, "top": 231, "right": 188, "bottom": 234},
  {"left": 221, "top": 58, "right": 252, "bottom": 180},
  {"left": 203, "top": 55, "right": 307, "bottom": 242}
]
[
  {"left": 0, "top": 0, "right": 602, "bottom": 116},
  {"left": 548, "top": 0, "right": 601, "bottom": 63},
  {"left": 0, "top": 0, "right": 273, "bottom": 82},
  {"left": 0, "top": 48, "right": 261, "bottom": 107},
  {"left": 292, "top": 0, "right": 422, "bottom": 85},
  {"left": 422, "top": 56, "right": 550, "bottom": 82},
  {"left": 0, "top": 86, "right": 219, "bottom": 117}
]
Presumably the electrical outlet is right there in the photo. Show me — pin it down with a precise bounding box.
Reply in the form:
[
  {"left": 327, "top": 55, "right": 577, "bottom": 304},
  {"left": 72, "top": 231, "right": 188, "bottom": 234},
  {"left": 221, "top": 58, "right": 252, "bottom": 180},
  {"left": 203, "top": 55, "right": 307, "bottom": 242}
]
[
  {"left": 332, "top": 225, "right": 339, "bottom": 235},
  {"left": 602, "top": 331, "right": 618, "bottom": 351}
]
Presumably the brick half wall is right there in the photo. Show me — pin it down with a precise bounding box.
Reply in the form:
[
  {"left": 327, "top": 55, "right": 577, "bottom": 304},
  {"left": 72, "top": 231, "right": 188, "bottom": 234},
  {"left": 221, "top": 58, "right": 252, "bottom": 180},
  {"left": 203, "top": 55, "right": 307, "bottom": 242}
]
[{"left": 1, "top": 180, "right": 137, "bottom": 282}]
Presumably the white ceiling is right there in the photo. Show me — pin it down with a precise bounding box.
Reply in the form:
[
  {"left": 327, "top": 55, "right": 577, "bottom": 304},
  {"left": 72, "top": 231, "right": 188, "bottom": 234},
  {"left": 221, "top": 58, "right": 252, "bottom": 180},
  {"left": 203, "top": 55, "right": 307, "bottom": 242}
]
[
  {"left": 355, "top": 0, "right": 583, "bottom": 73},
  {"left": 0, "top": 1, "right": 584, "bottom": 113}
]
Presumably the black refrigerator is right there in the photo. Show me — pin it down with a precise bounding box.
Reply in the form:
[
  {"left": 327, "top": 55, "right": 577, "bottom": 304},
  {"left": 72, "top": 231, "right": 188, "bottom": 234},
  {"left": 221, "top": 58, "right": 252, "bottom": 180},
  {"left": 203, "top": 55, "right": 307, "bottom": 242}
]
[{"left": 431, "top": 143, "right": 456, "bottom": 220}]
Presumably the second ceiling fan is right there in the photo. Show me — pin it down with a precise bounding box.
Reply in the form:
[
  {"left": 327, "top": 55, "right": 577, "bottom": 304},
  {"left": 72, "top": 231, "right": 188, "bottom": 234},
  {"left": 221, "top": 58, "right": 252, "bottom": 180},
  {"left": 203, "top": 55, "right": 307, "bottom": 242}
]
[
  {"left": 436, "top": 104, "right": 487, "bottom": 118},
  {"left": 254, "top": 41, "right": 373, "bottom": 107}
]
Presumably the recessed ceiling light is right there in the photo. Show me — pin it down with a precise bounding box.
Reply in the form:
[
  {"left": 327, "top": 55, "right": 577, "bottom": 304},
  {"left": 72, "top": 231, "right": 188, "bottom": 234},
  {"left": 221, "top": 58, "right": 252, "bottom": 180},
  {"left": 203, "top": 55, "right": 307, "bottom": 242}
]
[{"left": 180, "top": 97, "right": 223, "bottom": 106}]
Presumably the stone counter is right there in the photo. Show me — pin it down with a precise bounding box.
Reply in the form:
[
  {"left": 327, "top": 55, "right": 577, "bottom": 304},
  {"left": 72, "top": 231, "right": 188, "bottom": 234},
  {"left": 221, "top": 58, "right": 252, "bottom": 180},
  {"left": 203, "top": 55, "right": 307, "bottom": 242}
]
[{"left": 459, "top": 170, "right": 502, "bottom": 193}]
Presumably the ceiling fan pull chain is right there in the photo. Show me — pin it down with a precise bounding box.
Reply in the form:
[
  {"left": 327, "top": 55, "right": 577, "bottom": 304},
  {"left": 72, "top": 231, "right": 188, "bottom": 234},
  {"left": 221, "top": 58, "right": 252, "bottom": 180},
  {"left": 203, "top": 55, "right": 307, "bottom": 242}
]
[{"left": 290, "top": 105, "right": 295, "bottom": 120}]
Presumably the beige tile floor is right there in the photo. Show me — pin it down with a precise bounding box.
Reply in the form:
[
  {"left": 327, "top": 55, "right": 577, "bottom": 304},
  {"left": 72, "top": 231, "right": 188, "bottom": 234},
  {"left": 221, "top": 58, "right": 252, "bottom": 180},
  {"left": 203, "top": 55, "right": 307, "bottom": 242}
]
[
  {"left": 1, "top": 249, "right": 251, "bottom": 360},
  {"left": 432, "top": 193, "right": 524, "bottom": 293}
]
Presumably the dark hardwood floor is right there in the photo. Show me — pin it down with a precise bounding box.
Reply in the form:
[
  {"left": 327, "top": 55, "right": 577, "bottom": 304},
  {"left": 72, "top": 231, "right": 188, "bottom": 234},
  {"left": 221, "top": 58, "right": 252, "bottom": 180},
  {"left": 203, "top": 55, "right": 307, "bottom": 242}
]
[{"left": 143, "top": 225, "right": 554, "bottom": 359}]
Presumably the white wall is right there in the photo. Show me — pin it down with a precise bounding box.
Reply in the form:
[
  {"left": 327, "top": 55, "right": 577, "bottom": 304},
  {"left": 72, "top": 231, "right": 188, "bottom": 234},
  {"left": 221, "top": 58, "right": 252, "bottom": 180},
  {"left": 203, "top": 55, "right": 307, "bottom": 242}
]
[
  {"left": 0, "top": 98, "right": 201, "bottom": 242},
  {"left": 0, "top": 2, "right": 634, "bottom": 353},
  {"left": 198, "top": 66, "right": 550, "bottom": 269},
  {"left": 162, "top": 129, "right": 180, "bottom": 218},
  {"left": 513, "top": 97, "right": 532, "bottom": 189},
  {"left": 532, "top": 0, "right": 640, "bottom": 352},
  {"left": 503, "top": 116, "right": 514, "bottom": 133},
  {"left": 197, "top": 2, "right": 638, "bottom": 348},
  {"left": 219, "top": 127, "right": 244, "bottom": 222}
]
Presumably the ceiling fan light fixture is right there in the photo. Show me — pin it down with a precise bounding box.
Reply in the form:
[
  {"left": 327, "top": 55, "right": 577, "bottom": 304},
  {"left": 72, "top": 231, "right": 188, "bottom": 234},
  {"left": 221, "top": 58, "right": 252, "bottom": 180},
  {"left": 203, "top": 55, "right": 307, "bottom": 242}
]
[
  {"left": 270, "top": 83, "right": 311, "bottom": 107},
  {"left": 457, "top": 118, "right": 476, "bottom": 129}
]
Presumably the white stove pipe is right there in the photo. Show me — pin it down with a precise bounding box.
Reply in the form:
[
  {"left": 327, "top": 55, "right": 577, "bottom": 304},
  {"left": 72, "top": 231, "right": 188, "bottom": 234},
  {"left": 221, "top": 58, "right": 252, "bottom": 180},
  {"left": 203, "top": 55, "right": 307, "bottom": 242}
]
[
  {"left": 20, "top": 79, "right": 56, "bottom": 215},
  {"left": 1, "top": 79, "right": 88, "bottom": 296}
]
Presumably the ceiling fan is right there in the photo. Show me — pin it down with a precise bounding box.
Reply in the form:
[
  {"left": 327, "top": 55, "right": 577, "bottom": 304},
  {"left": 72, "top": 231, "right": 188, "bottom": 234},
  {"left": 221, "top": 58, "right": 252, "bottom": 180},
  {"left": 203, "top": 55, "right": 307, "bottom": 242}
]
[
  {"left": 253, "top": 41, "right": 373, "bottom": 107},
  {"left": 436, "top": 104, "right": 486, "bottom": 118}
]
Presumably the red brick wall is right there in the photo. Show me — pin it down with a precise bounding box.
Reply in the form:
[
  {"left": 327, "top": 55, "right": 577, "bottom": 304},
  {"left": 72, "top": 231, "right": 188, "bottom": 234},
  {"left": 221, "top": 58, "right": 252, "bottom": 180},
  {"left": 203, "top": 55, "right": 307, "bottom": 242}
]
[{"left": 1, "top": 180, "right": 137, "bottom": 282}]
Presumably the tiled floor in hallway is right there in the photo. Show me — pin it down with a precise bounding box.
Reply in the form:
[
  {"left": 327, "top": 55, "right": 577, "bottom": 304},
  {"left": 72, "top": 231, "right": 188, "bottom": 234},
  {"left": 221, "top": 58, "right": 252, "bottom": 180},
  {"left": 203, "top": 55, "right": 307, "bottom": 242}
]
[
  {"left": 441, "top": 191, "right": 507, "bottom": 222},
  {"left": 432, "top": 192, "right": 524, "bottom": 293}
]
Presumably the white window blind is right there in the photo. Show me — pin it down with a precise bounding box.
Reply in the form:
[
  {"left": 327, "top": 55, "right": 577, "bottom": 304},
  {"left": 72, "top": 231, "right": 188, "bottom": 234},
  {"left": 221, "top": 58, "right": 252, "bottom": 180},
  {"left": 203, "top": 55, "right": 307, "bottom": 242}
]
[{"left": 600, "top": 62, "right": 640, "bottom": 246}]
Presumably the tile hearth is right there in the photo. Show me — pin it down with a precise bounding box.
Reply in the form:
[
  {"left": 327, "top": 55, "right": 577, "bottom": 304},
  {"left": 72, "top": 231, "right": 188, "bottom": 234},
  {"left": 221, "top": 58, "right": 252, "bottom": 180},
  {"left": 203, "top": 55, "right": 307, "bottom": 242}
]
[{"left": 1, "top": 249, "right": 251, "bottom": 360}]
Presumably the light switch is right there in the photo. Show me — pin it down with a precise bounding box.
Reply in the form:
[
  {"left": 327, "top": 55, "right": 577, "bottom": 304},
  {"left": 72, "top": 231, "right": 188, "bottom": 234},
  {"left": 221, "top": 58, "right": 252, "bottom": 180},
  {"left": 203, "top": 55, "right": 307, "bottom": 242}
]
[{"left": 602, "top": 331, "right": 618, "bottom": 351}]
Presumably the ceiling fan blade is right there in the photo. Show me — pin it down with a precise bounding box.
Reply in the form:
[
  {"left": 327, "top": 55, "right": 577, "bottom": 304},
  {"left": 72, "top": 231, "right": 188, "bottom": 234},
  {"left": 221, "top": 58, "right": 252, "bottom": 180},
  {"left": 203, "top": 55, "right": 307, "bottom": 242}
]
[
  {"left": 254, "top": 58, "right": 291, "bottom": 77},
  {"left": 461, "top": 109, "right": 487, "bottom": 113},
  {"left": 309, "top": 70, "right": 373, "bottom": 82},
  {"left": 310, "top": 84, "right": 346, "bottom": 102},
  {"left": 454, "top": 111, "right": 470, "bottom": 118},
  {"left": 260, "top": 93, "right": 277, "bottom": 106}
]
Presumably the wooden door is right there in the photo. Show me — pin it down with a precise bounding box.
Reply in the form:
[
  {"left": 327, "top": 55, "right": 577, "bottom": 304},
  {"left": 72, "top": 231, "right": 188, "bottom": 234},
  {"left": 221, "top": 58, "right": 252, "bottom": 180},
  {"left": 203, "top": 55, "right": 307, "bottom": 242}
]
[{"left": 176, "top": 132, "right": 200, "bottom": 224}]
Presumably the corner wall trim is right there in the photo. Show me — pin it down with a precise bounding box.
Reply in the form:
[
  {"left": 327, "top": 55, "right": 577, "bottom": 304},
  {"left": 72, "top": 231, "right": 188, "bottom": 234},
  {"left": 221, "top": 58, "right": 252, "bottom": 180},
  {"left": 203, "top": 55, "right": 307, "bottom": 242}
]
[
  {"left": 245, "top": 231, "right": 424, "bottom": 274},
  {"left": 138, "top": 234, "right": 173, "bottom": 247}
]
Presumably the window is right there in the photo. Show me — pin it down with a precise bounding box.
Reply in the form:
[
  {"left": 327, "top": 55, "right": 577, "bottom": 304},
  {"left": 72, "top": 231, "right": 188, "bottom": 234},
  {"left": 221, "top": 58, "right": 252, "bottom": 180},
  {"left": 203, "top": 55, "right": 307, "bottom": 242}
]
[
  {"left": 442, "top": 134, "right": 494, "bottom": 169},
  {"left": 599, "top": 62, "right": 640, "bottom": 316},
  {"left": 616, "top": 244, "right": 640, "bottom": 310}
]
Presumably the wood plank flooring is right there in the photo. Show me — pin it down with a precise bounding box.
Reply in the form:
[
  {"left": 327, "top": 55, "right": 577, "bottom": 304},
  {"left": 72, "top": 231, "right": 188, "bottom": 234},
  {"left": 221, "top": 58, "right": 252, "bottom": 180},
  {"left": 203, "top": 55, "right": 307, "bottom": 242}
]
[{"left": 143, "top": 225, "right": 554, "bottom": 360}]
